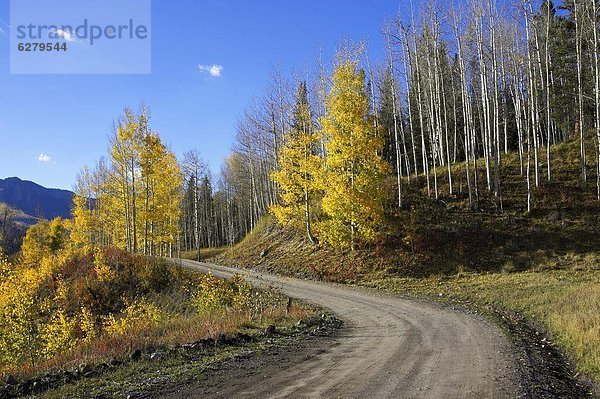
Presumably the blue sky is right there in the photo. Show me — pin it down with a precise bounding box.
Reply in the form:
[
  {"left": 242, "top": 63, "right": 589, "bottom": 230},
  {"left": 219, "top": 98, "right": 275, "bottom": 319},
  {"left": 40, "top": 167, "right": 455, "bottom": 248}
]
[{"left": 0, "top": 0, "right": 401, "bottom": 190}]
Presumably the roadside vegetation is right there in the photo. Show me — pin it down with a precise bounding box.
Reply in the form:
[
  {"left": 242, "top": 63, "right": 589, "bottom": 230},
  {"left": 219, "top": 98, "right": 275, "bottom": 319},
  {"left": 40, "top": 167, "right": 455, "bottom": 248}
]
[{"left": 0, "top": 219, "right": 312, "bottom": 396}]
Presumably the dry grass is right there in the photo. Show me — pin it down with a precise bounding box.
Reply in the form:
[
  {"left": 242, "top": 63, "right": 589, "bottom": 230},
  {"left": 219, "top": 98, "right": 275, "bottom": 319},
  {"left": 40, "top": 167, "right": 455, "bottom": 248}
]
[{"left": 25, "top": 303, "right": 311, "bottom": 380}]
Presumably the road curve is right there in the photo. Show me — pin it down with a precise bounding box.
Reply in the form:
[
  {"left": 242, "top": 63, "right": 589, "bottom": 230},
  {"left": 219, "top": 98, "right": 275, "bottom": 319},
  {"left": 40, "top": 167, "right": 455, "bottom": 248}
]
[{"left": 176, "top": 259, "right": 522, "bottom": 399}]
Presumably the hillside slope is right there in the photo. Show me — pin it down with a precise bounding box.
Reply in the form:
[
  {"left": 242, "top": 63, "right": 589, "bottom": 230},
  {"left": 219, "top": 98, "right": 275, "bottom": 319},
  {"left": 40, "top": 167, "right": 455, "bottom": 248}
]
[
  {"left": 0, "top": 177, "right": 73, "bottom": 220},
  {"left": 213, "top": 138, "right": 600, "bottom": 281}
]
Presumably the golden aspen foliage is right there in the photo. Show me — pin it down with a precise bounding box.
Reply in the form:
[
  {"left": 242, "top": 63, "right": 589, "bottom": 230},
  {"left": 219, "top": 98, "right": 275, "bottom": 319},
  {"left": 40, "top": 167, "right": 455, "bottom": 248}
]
[
  {"left": 41, "top": 309, "right": 76, "bottom": 358},
  {"left": 317, "top": 60, "right": 390, "bottom": 250},
  {"left": 21, "top": 218, "right": 70, "bottom": 267},
  {"left": 79, "top": 307, "right": 98, "bottom": 344},
  {"left": 73, "top": 108, "right": 183, "bottom": 256},
  {"left": 105, "top": 298, "right": 164, "bottom": 337},
  {"left": 271, "top": 82, "right": 322, "bottom": 243},
  {"left": 71, "top": 194, "right": 95, "bottom": 251},
  {"left": 0, "top": 249, "right": 10, "bottom": 278},
  {"left": 93, "top": 247, "right": 116, "bottom": 283},
  {"left": 138, "top": 133, "right": 183, "bottom": 255},
  {"left": 0, "top": 266, "right": 48, "bottom": 367}
]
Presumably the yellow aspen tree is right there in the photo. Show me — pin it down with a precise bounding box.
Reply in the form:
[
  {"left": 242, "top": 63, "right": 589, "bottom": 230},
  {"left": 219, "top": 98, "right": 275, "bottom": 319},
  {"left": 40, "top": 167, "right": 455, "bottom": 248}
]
[
  {"left": 109, "top": 109, "right": 142, "bottom": 252},
  {"left": 271, "top": 81, "right": 322, "bottom": 244},
  {"left": 72, "top": 194, "right": 93, "bottom": 250},
  {"left": 137, "top": 131, "right": 183, "bottom": 256},
  {"left": 21, "top": 218, "right": 69, "bottom": 267},
  {"left": 71, "top": 166, "right": 100, "bottom": 250},
  {"left": 148, "top": 137, "right": 183, "bottom": 256},
  {"left": 0, "top": 266, "right": 48, "bottom": 367},
  {"left": 318, "top": 59, "right": 389, "bottom": 251},
  {"left": 139, "top": 132, "right": 163, "bottom": 255}
]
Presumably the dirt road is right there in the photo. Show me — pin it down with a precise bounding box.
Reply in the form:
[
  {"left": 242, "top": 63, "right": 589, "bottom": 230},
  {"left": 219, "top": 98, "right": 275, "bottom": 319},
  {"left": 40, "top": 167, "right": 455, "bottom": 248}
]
[{"left": 172, "top": 259, "right": 522, "bottom": 399}]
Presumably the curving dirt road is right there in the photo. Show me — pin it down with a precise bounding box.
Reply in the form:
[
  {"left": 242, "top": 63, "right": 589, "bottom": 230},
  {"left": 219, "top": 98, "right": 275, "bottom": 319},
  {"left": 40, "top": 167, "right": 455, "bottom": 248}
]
[{"left": 172, "top": 259, "right": 523, "bottom": 399}]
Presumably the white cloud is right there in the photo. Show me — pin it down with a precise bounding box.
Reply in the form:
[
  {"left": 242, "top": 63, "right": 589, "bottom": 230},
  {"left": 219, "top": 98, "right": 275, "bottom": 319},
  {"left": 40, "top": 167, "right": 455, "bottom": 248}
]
[
  {"left": 198, "top": 64, "right": 223, "bottom": 77},
  {"left": 50, "top": 28, "right": 75, "bottom": 42},
  {"left": 38, "top": 153, "right": 52, "bottom": 163}
]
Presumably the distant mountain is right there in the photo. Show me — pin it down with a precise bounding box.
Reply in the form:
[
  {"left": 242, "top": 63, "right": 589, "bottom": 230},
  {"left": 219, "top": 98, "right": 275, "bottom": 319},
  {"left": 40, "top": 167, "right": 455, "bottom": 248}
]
[{"left": 0, "top": 177, "right": 74, "bottom": 220}]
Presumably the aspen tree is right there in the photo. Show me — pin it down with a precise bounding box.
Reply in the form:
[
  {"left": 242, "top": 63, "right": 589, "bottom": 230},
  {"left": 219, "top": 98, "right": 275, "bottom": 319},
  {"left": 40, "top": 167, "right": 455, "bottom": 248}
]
[
  {"left": 574, "top": 0, "right": 587, "bottom": 185},
  {"left": 271, "top": 81, "right": 321, "bottom": 244},
  {"left": 318, "top": 58, "right": 389, "bottom": 250}
]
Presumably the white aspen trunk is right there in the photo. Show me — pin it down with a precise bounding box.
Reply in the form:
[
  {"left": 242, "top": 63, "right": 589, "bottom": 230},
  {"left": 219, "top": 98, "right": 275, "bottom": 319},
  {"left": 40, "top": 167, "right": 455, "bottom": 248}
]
[
  {"left": 450, "top": 64, "right": 459, "bottom": 163},
  {"left": 194, "top": 172, "right": 200, "bottom": 261},
  {"left": 475, "top": 8, "right": 492, "bottom": 191},
  {"left": 366, "top": 53, "right": 380, "bottom": 133},
  {"left": 544, "top": 0, "right": 552, "bottom": 182},
  {"left": 500, "top": 42, "right": 509, "bottom": 156},
  {"left": 412, "top": 31, "right": 431, "bottom": 195},
  {"left": 511, "top": 75, "right": 525, "bottom": 176},
  {"left": 593, "top": 0, "right": 600, "bottom": 200},
  {"left": 386, "top": 30, "right": 404, "bottom": 207},
  {"left": 526, "top": 100, "right": 532, "bottom": 213},
  {"left": 531, "top": 1, "right": 546, "bottom": 185},
  {"left": 524, "top": 2, "right": 540, "bottom": 188},
  {"left": 575, "top": 0, "right": 587, "bottom": 185},
  {"left": 489, "top": 0, "right": 502, "bottom": 209},
  {"left": 130, "top": 156, "right": 138, "bottom": 253},
  {"left": 452, "top": 10, "right": 474, "bottom": 205},
  {"left": 425, "top": 38, "right": 439, "bottom": 199},
  {"left": 432, "top": 13, "right": 453, "bottom": 195},
  {"left": 401, "top": 28, "right": 420, "bottom": 178},
  {"left": 440, "top": 64, "right": 453, "bottom": 195},
  {"left": 399, "top": 100, "right": 411, "bottom": 182}
]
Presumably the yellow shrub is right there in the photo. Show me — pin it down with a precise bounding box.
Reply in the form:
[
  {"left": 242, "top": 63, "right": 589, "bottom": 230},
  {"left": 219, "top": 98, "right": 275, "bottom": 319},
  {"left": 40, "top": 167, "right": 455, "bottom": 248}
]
[
  {"left": 193, "top": 273, "right": 269, "bottom": 319},
  {"left": 192, "top": 273, "right": 254, "bottom": 315},
  {"left": 0, "top": 250, "right": 10, "bottom": 278},
  {"left": 230, "top": 274, "right": 253, "bottom": 310},
  {"left": 80, "top": 307, "right": 98, "bottom": 344},
  {"left": 93, "top": 248, "right": 116, "bottom": 282},
  {"left": 0, "top": 267, "right": 48, "bottom": 367},
  {"left": 105, "top": 299, "right": 164, "bottom": 337},
  {"left": 41, "top": 310, "right": 76, "bottom": 358},
  {"left": 193, "top": 273, "right": 233, "bottom": 314}
]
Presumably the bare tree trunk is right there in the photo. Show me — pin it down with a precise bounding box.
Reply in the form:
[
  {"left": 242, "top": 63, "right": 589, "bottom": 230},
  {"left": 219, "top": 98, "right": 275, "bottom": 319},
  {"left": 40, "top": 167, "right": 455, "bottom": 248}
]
[
  {"left": 400, "top": 27, "right": 419, "bottom": 178},
  {"left": 387, "top": 29, "right": 403, "bottom": 207},
  {"left": 452, "top": 8, "right": 473, "bottom": 206},
  {"left": 593, "top": 0, "right": 600, "bottom": 200},
  {"left": 544, "top": 0, "right": 552, "bottom": 182},
  {"left": 524, "top": 1, "right": 540, "bottom": 188},
  {"left": 575, "top": 0, "right": 587, "bottom": 185},
  {"left": 412, "top": 29, "right": 431, "bottom": 195}
]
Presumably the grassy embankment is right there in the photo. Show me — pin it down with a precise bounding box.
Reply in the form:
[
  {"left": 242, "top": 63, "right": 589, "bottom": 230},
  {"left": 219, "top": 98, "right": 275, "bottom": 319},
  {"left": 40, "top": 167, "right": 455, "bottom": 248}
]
[{"left": 208, "top": 137, "right": 600, "bottom": 384}]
